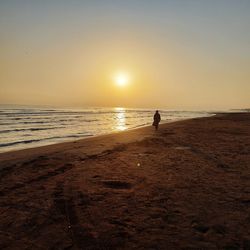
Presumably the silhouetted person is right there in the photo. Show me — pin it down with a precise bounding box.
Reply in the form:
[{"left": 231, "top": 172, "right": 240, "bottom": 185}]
[{"left": 153, "top": 110, "right": 161, "bottom": 130}]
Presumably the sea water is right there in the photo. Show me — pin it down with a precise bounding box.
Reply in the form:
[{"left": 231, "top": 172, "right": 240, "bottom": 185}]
[{"left": 0, "top": 105, "right": 213, "bottom": 153}]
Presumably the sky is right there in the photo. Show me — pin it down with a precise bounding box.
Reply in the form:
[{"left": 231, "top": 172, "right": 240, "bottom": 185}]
[{"left": 0, "top": 0, "right": 249, "bottom": 110}]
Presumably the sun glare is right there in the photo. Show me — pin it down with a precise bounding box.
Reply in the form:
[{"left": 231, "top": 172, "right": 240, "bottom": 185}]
[{"left": 114, "top": 73, "right": 129, "bottom": 87}]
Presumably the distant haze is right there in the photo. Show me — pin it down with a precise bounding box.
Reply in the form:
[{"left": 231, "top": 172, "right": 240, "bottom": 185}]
[{"left": 0, "top": 0, "right": 249, "bottom": 109}]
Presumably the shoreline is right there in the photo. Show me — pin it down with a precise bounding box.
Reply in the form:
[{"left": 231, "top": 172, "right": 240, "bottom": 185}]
[
  {"left": 0, "top": 109, "right": 215, "bottom": 155},
  {"left": 1, "top": 113, "right": 249, "bottom": 249},
  {"left": 0, "top": 114, "right": 215, "bottom": 157}
]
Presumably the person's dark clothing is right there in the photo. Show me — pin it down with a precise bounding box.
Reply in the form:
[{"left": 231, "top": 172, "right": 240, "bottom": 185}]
[{"left": 153, "top": 111, "right": 161, "bottom": 130}]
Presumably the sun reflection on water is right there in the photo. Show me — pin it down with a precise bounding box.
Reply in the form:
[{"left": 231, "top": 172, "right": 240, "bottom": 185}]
[{"left": 114, "top": 107, "right": 127, "bottom": 131}]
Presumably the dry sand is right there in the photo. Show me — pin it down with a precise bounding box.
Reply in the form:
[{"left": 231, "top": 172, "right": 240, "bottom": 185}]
[{"left": 0, "top": 113, "right": 250, "bottom": 250}]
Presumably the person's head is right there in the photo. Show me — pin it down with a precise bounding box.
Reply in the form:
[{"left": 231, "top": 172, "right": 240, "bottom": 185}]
[{"left": 156, "top": 110, "right": 159, "bottom": 114}]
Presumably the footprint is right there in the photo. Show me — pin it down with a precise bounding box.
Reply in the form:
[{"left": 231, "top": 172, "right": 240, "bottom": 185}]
[
  {"left": 192, "top": 220, "right": 209, "bottom": 233},
  {"left": 102, "top": 180, "right": 132, "bottom": 189},
  {"left": 212, "top": 224, "right": 226, "bottom": 234}
]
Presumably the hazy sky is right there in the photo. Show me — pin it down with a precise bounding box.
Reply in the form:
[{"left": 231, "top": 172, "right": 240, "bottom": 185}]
[{"left": 0, "top": 0, "right": 249, "bottom": 109}]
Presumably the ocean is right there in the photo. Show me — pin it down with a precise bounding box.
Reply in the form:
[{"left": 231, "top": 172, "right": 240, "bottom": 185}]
[{"left": 0, "top": 106, "right": 213, "bottom": 153}]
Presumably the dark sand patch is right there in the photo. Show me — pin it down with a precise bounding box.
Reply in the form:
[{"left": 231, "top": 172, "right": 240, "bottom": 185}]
[{"left": 102, "top": 180, "right": 132, "bottom": 189}]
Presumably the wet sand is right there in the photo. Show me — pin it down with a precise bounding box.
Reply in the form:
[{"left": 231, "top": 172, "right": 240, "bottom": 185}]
[{"left": 0, "top": 113, "right": 250, "bottom": 249}]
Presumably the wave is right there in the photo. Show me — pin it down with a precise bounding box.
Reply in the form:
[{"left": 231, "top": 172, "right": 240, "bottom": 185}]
[
  {"left": 0, "top": 139, "right": 43, "bottom": 147},
  {"left": 130, "top": 123, "right": 150, "bottom": 129},
  {"left": 0, "top": 111, "right": 102, "bottom": 116},
  {"left": 0, "top": 118, "right": 100, "bottom": 126},
  {"left": 0, "top": 109, "right": 157, "bottom": 116},
  {"left": 0, "top": 134, "right": 93, "bottom": 148},
  {"left": 0, "top": 127, "right": 66, "bottom": 134}
]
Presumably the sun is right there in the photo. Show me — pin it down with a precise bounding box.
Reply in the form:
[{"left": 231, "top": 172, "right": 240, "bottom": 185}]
[{"left": 114, "top": 73, "right": 129, "bottom": 87}]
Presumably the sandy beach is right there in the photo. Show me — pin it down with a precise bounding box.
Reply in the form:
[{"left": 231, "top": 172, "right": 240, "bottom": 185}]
[{"left": 0, "top": 113, "right": 249, "bottom": 249}]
